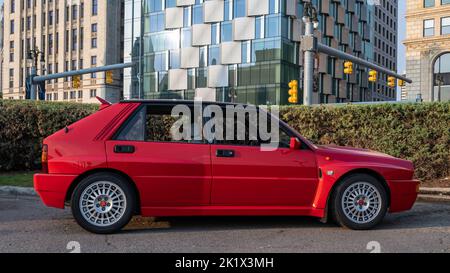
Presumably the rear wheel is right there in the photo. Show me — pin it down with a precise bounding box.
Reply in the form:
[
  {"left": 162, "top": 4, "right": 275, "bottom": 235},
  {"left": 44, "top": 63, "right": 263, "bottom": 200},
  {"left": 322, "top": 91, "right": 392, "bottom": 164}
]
[
  {"left": 71, "top": 172, "right": 135, "bottom": 234},
  {"left": 331, "top": 174, "right": 388, "bottom": 230}
]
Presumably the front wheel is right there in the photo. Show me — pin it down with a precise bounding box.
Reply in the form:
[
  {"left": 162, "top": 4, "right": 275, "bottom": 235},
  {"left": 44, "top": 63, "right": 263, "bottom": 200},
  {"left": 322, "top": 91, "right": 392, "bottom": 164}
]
[
  {"left": 71, "top": 173, "right": 135, "bottom": 234},
  {"left": 331, "top": 174, "right": 388, "bottom": 230}
]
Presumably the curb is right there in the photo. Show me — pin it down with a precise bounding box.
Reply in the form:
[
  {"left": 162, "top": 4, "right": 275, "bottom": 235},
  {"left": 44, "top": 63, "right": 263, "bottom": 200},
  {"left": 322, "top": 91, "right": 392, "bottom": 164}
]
[{"left": 0, "top": 186, "right": 37, "bottom": 197}]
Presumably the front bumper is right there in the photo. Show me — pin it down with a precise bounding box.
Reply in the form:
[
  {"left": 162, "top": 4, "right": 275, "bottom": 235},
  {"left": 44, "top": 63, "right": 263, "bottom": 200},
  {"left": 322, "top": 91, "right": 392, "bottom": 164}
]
[
  {"left": 34, "top": 173, "right": 77, "bottom": 209},
  {"left": 387, "top": 179, "right": 420, "bottom": 213}
]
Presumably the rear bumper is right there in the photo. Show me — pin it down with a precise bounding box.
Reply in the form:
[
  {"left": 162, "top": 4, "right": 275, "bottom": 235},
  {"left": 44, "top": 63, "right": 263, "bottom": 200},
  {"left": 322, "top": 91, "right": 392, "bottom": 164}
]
[
  {"left": 387, "top": 179, "right": 420, "bottom": 213},
  {"left": 34, "top": 173, "right": 77, "bottom": 209}
]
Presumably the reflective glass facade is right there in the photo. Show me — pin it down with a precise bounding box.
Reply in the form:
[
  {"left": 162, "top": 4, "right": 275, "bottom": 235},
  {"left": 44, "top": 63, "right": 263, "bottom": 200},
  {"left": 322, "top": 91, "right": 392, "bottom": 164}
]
[{"left": 124, "top": 0, "right": 378, "bottom": 105}]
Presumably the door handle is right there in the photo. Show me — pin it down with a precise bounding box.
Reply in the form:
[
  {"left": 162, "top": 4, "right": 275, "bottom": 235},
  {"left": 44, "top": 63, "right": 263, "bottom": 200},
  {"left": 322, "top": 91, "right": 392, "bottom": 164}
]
[
  {"left": 216, "top": 149, "right": 235, "bottom": 158},
  {"left": 114, "top": 145, "right": 135, "bottom": 154}
]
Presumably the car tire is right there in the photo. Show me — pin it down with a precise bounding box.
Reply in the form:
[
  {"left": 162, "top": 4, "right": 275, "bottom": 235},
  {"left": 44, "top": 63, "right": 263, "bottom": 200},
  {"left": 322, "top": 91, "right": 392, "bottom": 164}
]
[
  {"left": 71, "top": 172, "right": 135, "bottom": 234},
  {"left": 330, "top": 174, "right": 388, "bottom": 230}
]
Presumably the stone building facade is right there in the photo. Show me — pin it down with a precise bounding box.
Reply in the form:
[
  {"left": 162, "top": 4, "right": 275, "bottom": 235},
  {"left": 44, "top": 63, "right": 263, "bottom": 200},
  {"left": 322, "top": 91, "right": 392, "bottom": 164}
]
[
  {"left": 404, "top": 0, "right": 450, "bottom": 102},
  {"left": 2, "top": 0, "right": 124, "bottom": 103}
]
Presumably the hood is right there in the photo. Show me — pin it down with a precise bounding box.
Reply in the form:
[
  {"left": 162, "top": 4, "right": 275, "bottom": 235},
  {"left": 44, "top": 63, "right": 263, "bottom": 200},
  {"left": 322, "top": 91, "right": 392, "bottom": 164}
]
[
  {"left": 316, "top": 144, "right": 395, "bottom": 159},
  {"left": 315, "top": 144, "right": 414, "bottom": 170}
]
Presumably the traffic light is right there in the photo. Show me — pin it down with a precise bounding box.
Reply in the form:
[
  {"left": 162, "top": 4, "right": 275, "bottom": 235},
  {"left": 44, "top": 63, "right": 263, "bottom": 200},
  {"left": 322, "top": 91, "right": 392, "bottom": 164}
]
[
  {"left": 72, "top": 75, "right": 81, "bottom": 89},
  {"left": 344, "top": 61, "right": 353, "bottom": 75},
  {"left": 368, "top": 70, "right": 377, "bottom": 82},
  {"left": 398, "top": 79, "right": 405, "bottom": 87},
  {"left": 106, "top": 71, "right": 113, "bottom": 84},
  {"left": 387, "top": 76, "right": 396, "bottom": 88},
  {"left": 288, "top": 80, "right": 298, "bottom": 104}
]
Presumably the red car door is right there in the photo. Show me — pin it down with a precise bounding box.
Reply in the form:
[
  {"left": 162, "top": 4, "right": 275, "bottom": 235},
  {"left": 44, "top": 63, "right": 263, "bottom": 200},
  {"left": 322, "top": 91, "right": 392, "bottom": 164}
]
[
  {"left": 106, "top": 104, "right": 212, "bottom": 207},
  {"left": 210, "top": 114, "right": 318, "bottom": 207}
]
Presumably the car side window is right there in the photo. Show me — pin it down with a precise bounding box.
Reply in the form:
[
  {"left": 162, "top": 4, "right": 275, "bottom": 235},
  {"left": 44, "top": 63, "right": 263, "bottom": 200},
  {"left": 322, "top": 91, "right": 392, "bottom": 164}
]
[
  {"left": 214, "top": 107, "right": 291, "bottom": 149},
  {"left": 115, "top": 105, "right": 204, "bottom": 144}
]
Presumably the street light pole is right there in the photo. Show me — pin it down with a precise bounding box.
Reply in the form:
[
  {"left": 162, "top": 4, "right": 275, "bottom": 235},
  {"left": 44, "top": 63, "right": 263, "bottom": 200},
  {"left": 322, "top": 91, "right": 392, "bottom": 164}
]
[
  {"left": 27, "top": 48, "right": 45, "bottom": 100},
  {"left": 302, "top": 2, "right": 319, "bottom": 106}
]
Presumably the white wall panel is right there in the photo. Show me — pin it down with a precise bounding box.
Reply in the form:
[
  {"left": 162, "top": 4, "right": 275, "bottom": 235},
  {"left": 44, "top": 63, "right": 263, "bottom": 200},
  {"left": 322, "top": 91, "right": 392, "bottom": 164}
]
[
  {"left": 192, "top": 24, "right": 212, "bottom": 46},
  {"left": 204, "top": 0, "right": 224, "bottom": 23},
  {"left": 208, "top": 65, "right": 229, "bottom": 87},
  {"left": 233, "top": 17, "right": 255, "bottom": 41},
  {"left": 177, "top": 0, "right": 195, "bottom": 6},
  {"left": 181, "top": 47, "right": 200, "bottom": 68},
  {"left": 165, "top": 7, "right": 184, "bottom": 29},
  {"left": 169, "top": 69, "right": 188, "bottom": 90},
  {"left": 221, "top": 42, "right": 241, "bottom": 64},
  {"left": 195, "top": 88, "right": 217, "bottom": 101},
  {"left": 247, "top": 0, "right": 269, "bottom": 16}
]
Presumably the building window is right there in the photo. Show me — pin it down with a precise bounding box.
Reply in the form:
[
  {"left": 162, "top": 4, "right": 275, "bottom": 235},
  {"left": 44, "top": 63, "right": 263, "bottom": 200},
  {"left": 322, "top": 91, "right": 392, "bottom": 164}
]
[
  {"left": 78, "top": 90, "right": 83, "bottom": 99},
  {"left": 10, "top": 20, "right": 14, "bottom": 34},
  {"left": 49, "top": 11, "right": 53, "bottom": 26},
  {"left": 64, "top": 92, "right": 68, "bottom": 100},
  {"left": 70, "top": 91, "right": 76, "bottom": 99},
  {"left": 53, "top": 93, "right": 58, "bottom": 101},
  {"left": 233, "top": 0, "right": 246, "bottom": 18},
  {"left": 72, "top": 5, "right": 78, "bottom": 20},
  {"left": 424, "top": 19, "right": 435, "bottom": 37},
  {"left": 442, "top": 17, "right": 450, "bottom": 35},
  {"left": 26, "top": 16, "right": 31, "bottom": 30},
  {"left": 90, "top": 89, "right": 97, "bottom": 98},
  {"left": 424, "top": 0, "right": 435, "bottom": 7},
  {"left": 91, "top": 56, "right": 97, "bottom": 65},
  {"left": 9, "top": 41, "right": 14, "bottom": 62},
  {"left": 72, "top": 28, "right": 78, "bottom": 50},
  {"left": 80, "top": 2, "right": 84, "bottom": 18},
  {"left": 11, "top": 0, "right": 15, "bottom": 13},
  {"left": 91, "top": 23, "right": 97, "bottom": 33},
  {"left": 92, "top": 0, "right": 98, "bottom": 16},
  {"left": 9, "top": 69, "right": 14, "bottom": 88},
  {"left": 91, "top": 37, "right": 97, "bottom": 48}
]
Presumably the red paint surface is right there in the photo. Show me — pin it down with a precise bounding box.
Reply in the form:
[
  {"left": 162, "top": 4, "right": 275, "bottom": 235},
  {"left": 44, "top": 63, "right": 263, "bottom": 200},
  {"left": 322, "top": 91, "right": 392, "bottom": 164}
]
[{"left": 34, "top": 101, "right": 419, "bottom": 219}]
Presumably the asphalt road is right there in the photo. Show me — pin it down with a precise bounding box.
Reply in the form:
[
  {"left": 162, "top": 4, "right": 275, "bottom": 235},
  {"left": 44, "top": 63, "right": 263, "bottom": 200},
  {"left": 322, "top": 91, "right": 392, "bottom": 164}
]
[{"left": 1, "top": 194, "right": 450, "bottom": 253}]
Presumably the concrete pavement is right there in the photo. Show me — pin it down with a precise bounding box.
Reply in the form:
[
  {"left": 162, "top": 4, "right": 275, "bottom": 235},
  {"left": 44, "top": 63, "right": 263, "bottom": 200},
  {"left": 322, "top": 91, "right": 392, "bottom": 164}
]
[{"left": 1, "top": 194, "right": 450, "bottom": 253}]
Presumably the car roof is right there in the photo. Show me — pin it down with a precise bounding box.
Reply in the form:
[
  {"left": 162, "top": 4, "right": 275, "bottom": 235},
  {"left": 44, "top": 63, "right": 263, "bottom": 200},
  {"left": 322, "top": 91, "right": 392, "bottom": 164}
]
[{"left": 120, "top": 99, "right": 248, "bottom": 107}]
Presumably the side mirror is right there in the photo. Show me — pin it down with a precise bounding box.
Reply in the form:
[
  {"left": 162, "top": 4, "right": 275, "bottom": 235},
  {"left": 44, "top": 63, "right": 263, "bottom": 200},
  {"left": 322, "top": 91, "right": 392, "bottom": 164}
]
[{"left": 290, "top": 137, "right": 301, "bottom": 150}]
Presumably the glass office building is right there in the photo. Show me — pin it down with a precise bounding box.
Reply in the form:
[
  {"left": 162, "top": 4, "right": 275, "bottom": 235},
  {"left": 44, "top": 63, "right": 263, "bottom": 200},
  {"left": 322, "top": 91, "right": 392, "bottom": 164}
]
[{"left": 123, "top": 0, "right": 378, "bottom": 105}]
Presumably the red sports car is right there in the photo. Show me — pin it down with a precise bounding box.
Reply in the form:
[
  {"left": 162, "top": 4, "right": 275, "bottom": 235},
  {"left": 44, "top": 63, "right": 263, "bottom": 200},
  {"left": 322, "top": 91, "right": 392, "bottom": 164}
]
[{"left": 34, "top": 99, "right": 419, "bottom": 234}]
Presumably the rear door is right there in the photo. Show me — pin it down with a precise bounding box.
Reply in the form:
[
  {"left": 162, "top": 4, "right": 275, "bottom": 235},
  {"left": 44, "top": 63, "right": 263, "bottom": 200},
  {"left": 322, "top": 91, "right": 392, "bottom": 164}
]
[{"left": 106, "top": 103, "right": 212, "bottom": 207}]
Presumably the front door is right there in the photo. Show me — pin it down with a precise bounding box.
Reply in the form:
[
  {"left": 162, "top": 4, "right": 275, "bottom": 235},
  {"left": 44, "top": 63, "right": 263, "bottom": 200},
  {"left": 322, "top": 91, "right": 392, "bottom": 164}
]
[{"left": 210, "top": 109, "right": 318, "bottom": 207}]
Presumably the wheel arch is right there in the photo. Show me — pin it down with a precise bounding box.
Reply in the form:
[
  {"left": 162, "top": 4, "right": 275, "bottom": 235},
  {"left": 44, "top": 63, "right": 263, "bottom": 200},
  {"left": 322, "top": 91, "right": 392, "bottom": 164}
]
[
  {"left": 322, "top": 168, "right": 391, "bottom": 222},
  {"left": 65, "top": 168, "right": 141, "bottom": 214}
]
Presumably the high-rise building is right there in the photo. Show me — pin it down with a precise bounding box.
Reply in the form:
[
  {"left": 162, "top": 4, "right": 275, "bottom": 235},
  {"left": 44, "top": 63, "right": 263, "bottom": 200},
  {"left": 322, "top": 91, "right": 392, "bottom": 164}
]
[
  {"left": 404, "top": 0, "right": 450, "bottom": 102},
  {"left": 1, "top": 0, "right": 124, "bottom": 103},
  {"left": 0, "top": 4, "right": 4, "bottom": 98},
  {"left": 123, "top": 0, "right": 396, "bottom": 105},
  {"left": 373, "top": 0, "right": 398, "bottom": 101}
]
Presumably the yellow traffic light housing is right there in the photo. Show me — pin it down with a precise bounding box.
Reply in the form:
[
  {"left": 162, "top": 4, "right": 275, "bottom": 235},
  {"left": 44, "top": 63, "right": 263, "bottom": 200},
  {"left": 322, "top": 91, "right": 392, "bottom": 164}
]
[
  {"left": 387, "top": 76, "right": 396, "bottom": 88},
  {"left": 368, "top": 70, "right": 377, "bottom": 82},
  {"left": 398, "top": 79, "right": 405, "bottom": 87},
  {"left": 106, "top": 71, "right": 113, "bottom": 84},
  {"left": 344, "top": 61, "right": 353, "bottom": 75},
  {"left": 288, "top": 80, "right": 298, "bottom": 104},
  {"left": 72, "top": 75, "right": 81, "bottom": 89}
]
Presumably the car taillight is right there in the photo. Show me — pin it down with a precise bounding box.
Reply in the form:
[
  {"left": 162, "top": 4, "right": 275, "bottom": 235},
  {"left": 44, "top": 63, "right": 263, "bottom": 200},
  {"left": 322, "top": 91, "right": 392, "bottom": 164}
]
[{"left": 42, "top": 144, "right": 48, "bottom": 173}]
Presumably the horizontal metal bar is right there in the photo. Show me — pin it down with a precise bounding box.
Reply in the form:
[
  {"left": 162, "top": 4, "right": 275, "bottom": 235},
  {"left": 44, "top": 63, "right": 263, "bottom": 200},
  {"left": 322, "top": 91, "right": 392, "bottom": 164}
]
[
  {"left": 33, "top": 62, "right": 134, "bottom": 83},
  {"left": 317, "top": 43, "right": 412, "bottom": 83}
]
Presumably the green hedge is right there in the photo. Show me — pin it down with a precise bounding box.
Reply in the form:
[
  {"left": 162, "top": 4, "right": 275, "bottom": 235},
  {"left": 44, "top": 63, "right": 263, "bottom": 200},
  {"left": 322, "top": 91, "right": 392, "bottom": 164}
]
[
  {"left": 0, "top": 100, "right": 97, "bottom": 171},
  {"left": 280, "top": 102, "right": 450, "bottom": 181},
  {"left": 0, "top": 100, "right": 449, "bottom": 182}
]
